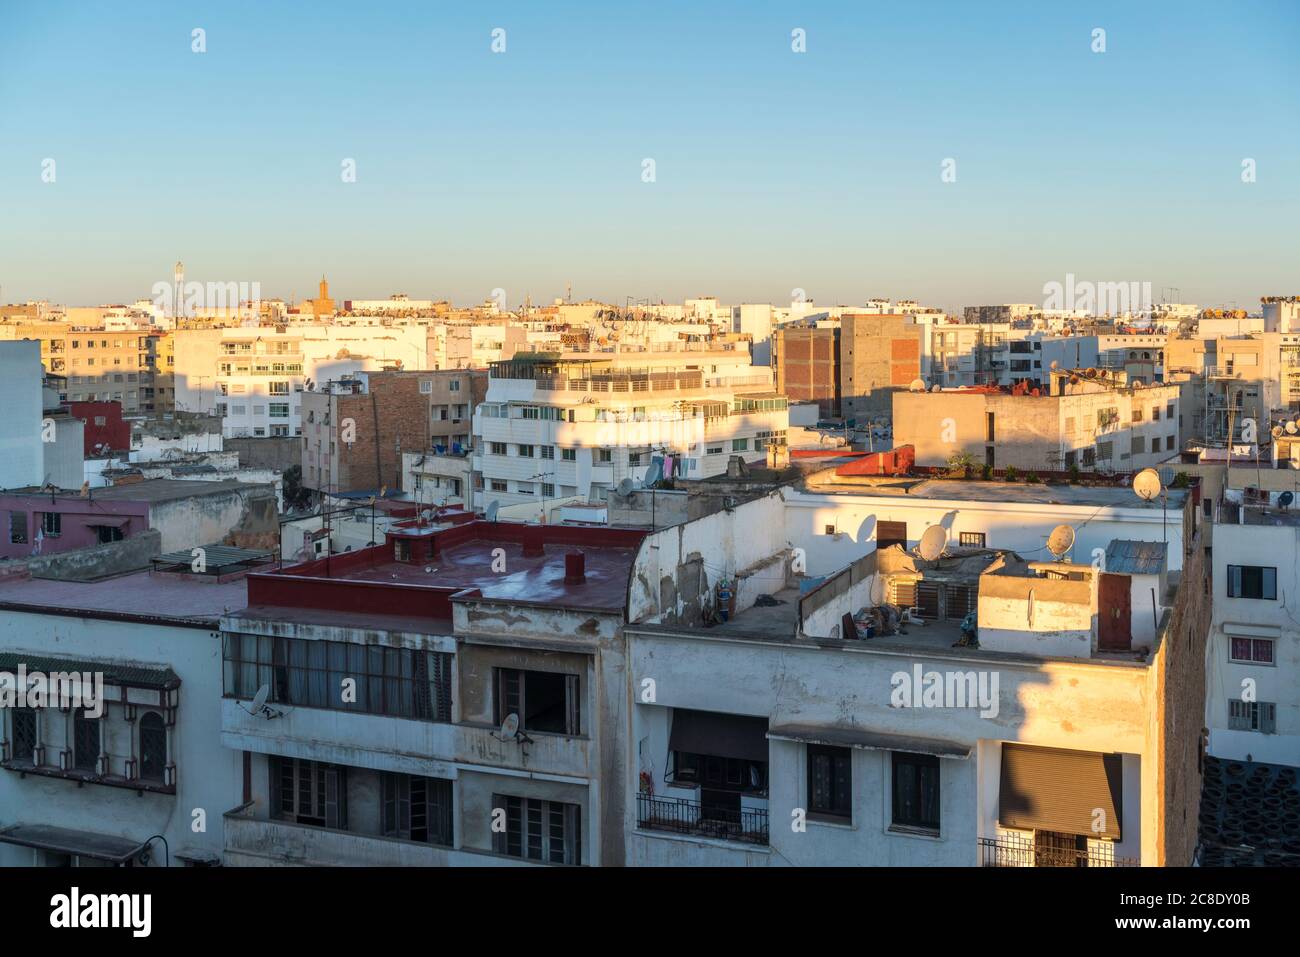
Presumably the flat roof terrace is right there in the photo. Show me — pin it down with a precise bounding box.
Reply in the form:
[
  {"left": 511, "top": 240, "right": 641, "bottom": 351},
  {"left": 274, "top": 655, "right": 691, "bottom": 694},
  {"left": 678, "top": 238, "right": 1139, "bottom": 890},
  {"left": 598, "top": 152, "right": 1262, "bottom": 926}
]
[{"left": 241, "top": 521, "right": 647, "bottom": 625}]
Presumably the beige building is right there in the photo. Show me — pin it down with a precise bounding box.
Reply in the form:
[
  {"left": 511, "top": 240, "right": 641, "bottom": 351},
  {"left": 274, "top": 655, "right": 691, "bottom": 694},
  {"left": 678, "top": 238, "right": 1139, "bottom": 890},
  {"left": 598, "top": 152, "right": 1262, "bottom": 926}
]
[{"left": 894, "top": 370, "right": 1182, "bottom": 473}]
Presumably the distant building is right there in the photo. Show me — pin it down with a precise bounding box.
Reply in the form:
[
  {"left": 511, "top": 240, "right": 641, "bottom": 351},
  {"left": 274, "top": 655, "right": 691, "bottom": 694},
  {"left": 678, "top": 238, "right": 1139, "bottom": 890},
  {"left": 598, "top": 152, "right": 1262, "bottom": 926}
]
[{"left": 0, "top": 341, "right": 44, "bottom": 490}]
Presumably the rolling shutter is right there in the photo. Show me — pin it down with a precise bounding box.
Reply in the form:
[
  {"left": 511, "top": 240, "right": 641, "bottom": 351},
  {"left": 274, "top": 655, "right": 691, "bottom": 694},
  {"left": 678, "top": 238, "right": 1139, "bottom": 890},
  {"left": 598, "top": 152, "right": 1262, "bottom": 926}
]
[{"left": 999, "top": 744, "right": 1122, "bottom": 839}]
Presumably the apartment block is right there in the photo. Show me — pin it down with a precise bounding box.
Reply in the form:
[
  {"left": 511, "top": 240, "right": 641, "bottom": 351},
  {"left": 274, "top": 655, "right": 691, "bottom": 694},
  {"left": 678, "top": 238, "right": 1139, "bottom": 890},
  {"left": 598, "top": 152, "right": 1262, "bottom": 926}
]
[{"left": 839, "top": 314, "right": 923, "bottom": 423}]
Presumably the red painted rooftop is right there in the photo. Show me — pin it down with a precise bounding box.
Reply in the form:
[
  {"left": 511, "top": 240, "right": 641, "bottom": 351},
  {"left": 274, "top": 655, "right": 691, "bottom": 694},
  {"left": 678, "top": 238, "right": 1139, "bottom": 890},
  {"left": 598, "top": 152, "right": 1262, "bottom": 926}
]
[{"left": 240, "top": 520, "right": 648, "bottom": 624}]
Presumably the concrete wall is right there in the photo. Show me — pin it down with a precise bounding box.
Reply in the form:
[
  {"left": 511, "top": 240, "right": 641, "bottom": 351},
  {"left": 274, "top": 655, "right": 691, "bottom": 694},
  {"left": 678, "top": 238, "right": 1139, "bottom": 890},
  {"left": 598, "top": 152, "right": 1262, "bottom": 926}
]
[
  {"left": 149, "top": 484, "right": 278, "bottom": 553},
  {"left": 24, "top": 529, "right": 161, "bottom": 581},
  {"left": 784, "top": 487, "right": 1187, "bottom": 575},
  {"left": 224, "top": 436, "right": 298, "bottom": 470},
  {"left": 0, "top": 341, "right": 42, "bottom": 490}
]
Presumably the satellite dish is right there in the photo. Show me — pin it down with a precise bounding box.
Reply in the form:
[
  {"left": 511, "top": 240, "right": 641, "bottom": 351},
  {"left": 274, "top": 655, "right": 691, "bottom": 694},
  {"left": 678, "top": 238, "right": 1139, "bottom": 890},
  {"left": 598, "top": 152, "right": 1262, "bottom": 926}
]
[
  {"left": 616, "top": 477, "right": 636, "bottom": 497},
  {"left": 1287, "top": 421, "right": 1298, "bottom": 435},
  {"left": 420, "top": 508, "right": 433, "bottom": 521},
  {"left": 250, "top": 684, "right": 270, "bottom": 714},
  {"left": 500, "top": 713, "right": 520, "bottom": 739},
  {"left": 1133, "top": 468, "right": 1162, "bottom": 502},
  {"left": 917, "top": 525, "right": 948, "bottom": 562},
  {"left": 1158, "top": 466, "right": 1177, "bottom": 487},
  {"left": 908, "top": 378, "right": 926, "bottom": 393},
  {"left": 1084, "top": 368, "right": 1098, "bottom": 379},
  {"left": 868, "top": 575, "right": 885, "bottom": 605},
  {"left": 1273, "top": 425, "right": 1286, "bottom": 439},
  {"left": 1279, "top": 491, "right": 1294, "bottom": 510},
  {"left": 930, "top": 384, "right": 942, "bottom": 392},
  {"left": 1049, "top": 360, "right": 1059, "bottom": 370},
  {"left": 485, "top": 500, "right": 500, "bottom": 522},
  {"left": 1046, "top": 524, "right": 1075, "bottom": 559}
]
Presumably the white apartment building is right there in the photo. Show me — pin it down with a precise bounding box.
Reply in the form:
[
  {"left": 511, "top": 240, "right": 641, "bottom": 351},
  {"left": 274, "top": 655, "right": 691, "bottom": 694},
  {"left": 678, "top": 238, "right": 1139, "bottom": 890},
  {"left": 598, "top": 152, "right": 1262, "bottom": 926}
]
[
  {"left": 1205, "top": 485, "right": 1300, "bottom": 768},
  {"left": 174, "top": 325, "right": 431, "bottom": 438},
  {"left": 623, "top": 488, "right": 1209, "bottom": 866},
  {"left": 472, "top": 348, "right": 788, "bottom": 511}
]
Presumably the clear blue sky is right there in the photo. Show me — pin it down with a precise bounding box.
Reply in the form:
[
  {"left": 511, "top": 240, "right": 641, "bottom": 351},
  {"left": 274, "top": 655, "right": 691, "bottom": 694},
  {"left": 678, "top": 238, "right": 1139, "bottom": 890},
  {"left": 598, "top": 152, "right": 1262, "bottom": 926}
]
[{"left": 1, "top": 0, "right": 1297, "bottom": 312}]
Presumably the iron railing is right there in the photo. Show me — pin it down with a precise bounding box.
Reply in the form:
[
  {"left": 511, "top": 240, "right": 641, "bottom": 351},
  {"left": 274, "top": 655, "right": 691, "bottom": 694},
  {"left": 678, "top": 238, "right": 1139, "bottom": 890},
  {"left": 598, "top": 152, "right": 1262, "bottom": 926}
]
[
  {"left": 637, "top": 793, "right": 769, "bottom": 845},
  {"left": 979, "top": 835, "right": 1137, "bottom": 867}
]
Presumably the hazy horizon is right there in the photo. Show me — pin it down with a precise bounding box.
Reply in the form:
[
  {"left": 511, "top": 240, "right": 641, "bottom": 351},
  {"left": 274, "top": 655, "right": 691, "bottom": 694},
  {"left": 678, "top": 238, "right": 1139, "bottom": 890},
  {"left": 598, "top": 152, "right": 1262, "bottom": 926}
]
[{"left": 2, "top": 0, "right": 1297, "bottom": 312}]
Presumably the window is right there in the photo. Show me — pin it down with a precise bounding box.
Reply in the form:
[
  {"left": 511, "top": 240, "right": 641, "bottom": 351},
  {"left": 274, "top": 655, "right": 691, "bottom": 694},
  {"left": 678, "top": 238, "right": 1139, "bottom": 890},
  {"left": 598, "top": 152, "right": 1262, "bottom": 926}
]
[
  {"left": 495, "top": 668, "right": 581, "bottom": 735},
  {"left": 40, "top": 513, "right": 61, "bottom": 537},
  {"left": 139, "top": 712, "right": 167, "bottom": 783},
  {"left": 561, "top": 448, "right": 577, "bottom": 462},
  {"left": 517, "top": 444, "right": 535, "bottom": 458},
  {"left": 1131, "top": 436, "right": 1145, "bottom": 455},
  {"left": 891, "top": 752, "right": 940, "bottom": 832},
  {"left": 490, "top": 442, "right": 507, "bottom": 456},
  {"left": 1152, "top": 406, "right": 1161, "bottom": 421},
  {"left": 382, "top": 773, "right": 453, "bottom": 845},
  {"left": 597, "top": 448, "right": 613, "bottom": 464},
  {"left": 449, "top": 379, "right": 461, "bottom": 392},
  {"left": 540, "top": 445, "right": 554, "bottom": 460},
  {"left": 628, "top": 452, "right": 642, "bottom": 467},
  {"left": 1229, "top": 637, "right": 1274, "bottom": 664},
  {"left": 516, "top": 482, "right": 533, "bottom": 495},
  {"left": 271, "top": 757, "right": 346, "bottom": 828},
  {"left": 94, "top": 524, "right": 123, "bottom": 544},
  {"left": 419, "top": 380, "right": 433, "bottom": 395},
  {"left": 732, "top": 438, "right": 749, "bottom": 452},
  {"left": 807, "top": 745, "right": 852, "bottom": 821},
  {"left": 492, "top": 795, "right": 581, "bottom": 864},
  {"left": 1227, "top": 565, "right": 1277, "bottom": 600},
  {"left": 824, "top": 524, "right": 836, "bottom": 535},
  {"left": 269, "top": 403, "right": 289, "bottom": 417},
  {"left": 73, "top": 711, "right": 100, "bottom": 773},
  {"left": 10, "top": 708, "right": 37, "bottom": 766},
  {"left": 222, "top": 634, "right": 452, "bottom": 721},
  {"left": 541, "top": 483, "right": 555, "bottom": 497},
  {"left": 490, "top": 479, "right": 508, "bottom": 493},
  {"left": 1131, "top": 408, "right": 1144, "bottom": 423},
  {"left": 707, "top": 444, "right": 724, "bottom": 455},
  {"left": 8, "top": 512, "right": 27, "bottom": 545},
  {"left": 520, "top": 406, "right": 539, "bottom": 420},
  {"left": 959, "top": 531, "right": 986, "bottom": 547},
  {"left": 1228, "top": 700, "right": 1277, "bottom": 733}
]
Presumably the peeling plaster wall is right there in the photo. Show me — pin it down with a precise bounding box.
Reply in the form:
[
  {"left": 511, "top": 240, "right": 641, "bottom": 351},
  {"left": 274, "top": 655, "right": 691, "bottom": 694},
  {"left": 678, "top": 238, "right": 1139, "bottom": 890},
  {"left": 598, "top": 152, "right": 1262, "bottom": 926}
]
[
  {"left": 149, "top": 484, "right": 278, "bottom": 552},
  {"left": 629, "top": 491, "right": 789, "bottom": 626}
]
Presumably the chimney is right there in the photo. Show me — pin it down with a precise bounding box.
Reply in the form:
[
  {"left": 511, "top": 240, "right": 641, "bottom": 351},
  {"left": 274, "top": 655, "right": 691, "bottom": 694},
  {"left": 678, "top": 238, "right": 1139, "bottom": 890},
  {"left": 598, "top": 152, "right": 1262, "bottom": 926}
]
[
  {"left": 522, "top": 524, "right": 546, "bottom": 558},
  {"left": 565, "top": 551, "right": 586, "bottom": 585}
]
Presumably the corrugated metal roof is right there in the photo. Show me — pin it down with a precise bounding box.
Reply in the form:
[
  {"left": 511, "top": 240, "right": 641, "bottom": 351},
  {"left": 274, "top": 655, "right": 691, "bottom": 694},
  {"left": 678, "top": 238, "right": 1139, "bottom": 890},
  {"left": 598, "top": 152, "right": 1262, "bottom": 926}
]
[{"left": 1104, "top": 539, "right": 1167, "bottom": 575}]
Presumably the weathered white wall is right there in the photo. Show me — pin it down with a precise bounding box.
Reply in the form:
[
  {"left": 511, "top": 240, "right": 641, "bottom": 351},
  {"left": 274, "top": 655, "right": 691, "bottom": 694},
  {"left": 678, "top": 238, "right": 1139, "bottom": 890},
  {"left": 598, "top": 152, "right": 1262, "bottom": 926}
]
[
  {"left": 626, "top": 628, "right": 1156, "bottom": 865},
  {"left": 0, "top": 341, "right": 43, "bottom": 490},
  {"left": 0, "top": 612, "right": 237, "bottom": 866}
]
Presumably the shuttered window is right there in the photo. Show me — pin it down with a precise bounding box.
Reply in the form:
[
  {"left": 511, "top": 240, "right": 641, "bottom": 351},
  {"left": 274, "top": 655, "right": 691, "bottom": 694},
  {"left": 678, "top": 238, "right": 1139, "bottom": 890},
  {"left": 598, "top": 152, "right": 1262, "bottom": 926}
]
[
  {"left": 999, "top": 745, "right": 1122, "bottom": 839},
  {"left": 891, "top": 580, "right": 917, "bottom": 609},
  {"left": 492, "top": 795, "right": 581, "bottom": 864},
  {"left": 916, "top": 582, "right": 941, "bottom": 619},
  {"left": 946, "top": 584, "right": 978, "bottom": 619}
]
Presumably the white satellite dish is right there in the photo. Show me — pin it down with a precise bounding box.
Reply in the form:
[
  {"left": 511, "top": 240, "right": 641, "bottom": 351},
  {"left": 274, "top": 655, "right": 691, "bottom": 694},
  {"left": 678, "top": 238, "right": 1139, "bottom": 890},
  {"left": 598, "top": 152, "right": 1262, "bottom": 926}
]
[
  {"left": 1046, "top": 524, "right": 1075, "bottom": 560},
  {"left": 616, "top": 477, "right": 636, "bottom": 497},
  {"left": 930, "top": 383, "right": 942, "bottom": 392},
  {"left": 1273, "top": 425, "right": 1285, "bottom": 439},
  {"left": 1287, "top": 421, "right": 1298, "bottom": 435},
  {"left": 917, "top": 525, "right": 948, "bottom": 562},
  {"left": 485, "top": 500, "right": 500, "bottom": 521},
  {"left": 250, "top": 684, "right": 269, "bottom": 714},
  {"left": 1133, "top": 468, "right": 1162, "bottom": 502},
  {"left": 908, "top": 378, "right": 926, "bottom": 393},
  {"left": 499, "top": 713, "right": 519, "bottom": 740}
]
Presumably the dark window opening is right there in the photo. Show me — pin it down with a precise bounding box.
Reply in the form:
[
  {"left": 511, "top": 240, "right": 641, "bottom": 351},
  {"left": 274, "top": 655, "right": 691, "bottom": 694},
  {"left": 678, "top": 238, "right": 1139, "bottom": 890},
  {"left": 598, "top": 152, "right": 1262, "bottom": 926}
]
[
  {"left": 382, "top": 772, "right": 453, "bottom": 846},
  {"left": 1227, "top": 565, "right": 1277, "bottom": 600},
  {"left": 496, "top": 668, "right": 581, "bottom": 735},
  {"left": 807, "top": 744, "right": 852, "bottom": 821},
  {"left": 139, "top": 712, "right": 167, "bottom": 783},
  {"left": 11, "top": 708, "right": 36, "bottom": 766},
  {"left": 492, "top": 794, "right": 581, "bottom": 864},
  {"left": 892, "top": 751, "right": 940, "bottom": 831},
  {"left": 73, "top": 712, "right": 100, "bottom": 773}
]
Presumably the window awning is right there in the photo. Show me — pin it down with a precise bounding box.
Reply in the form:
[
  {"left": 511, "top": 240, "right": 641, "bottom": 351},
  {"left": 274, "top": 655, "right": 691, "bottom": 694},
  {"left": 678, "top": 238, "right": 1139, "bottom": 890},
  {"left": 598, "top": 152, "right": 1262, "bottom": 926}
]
[
  {"left": 999, "top": 744, "right": 1123, "bottom": 839},
  {"left": 89, "top": 517, "right": 130, "bottom": 529},
  {"left": 669, "top": 709, "right": 769, "bottom": 763},
  {"left": 767, "top": 724, "right": 972, "bottom": 759},
  {"left": 0, "top": 824, "right": 148, "bottom": 864}
]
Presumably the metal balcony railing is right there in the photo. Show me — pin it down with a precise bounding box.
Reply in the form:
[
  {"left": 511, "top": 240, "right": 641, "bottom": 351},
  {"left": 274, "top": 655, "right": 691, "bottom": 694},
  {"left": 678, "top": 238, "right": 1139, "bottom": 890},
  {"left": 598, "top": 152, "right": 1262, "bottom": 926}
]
[
  {"left": 979, "top": 835, "right": 1137, "bottom": 867},
  {"left": 637, "top": 793, "right": 769, "bottom": 845}
]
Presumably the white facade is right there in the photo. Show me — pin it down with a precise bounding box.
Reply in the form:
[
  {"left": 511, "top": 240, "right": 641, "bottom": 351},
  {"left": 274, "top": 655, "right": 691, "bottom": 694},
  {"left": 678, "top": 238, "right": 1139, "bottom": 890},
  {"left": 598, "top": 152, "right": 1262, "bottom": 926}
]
[
  {"left": 473, "top": 350, "right": 788, "bottom": 510},
  {"left": 1206, "top": 516, "right": 1300, "bottom": 766},
  {"left": 0, "top": 341, "right": 43, "bottom": 490}
]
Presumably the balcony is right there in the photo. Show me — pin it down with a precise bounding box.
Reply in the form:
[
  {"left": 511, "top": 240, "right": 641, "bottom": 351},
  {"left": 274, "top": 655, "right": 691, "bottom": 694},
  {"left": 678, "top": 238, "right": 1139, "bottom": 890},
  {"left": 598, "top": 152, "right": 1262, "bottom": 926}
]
[
  {"left": 978, "top": 835, "right": 1137, "bottom": 867},
  {"left": 223, "top": 803, "right": 530, "bottom": 867},
  {"left": 636, "top": 793, "right": 768, "bottom": 846}
]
